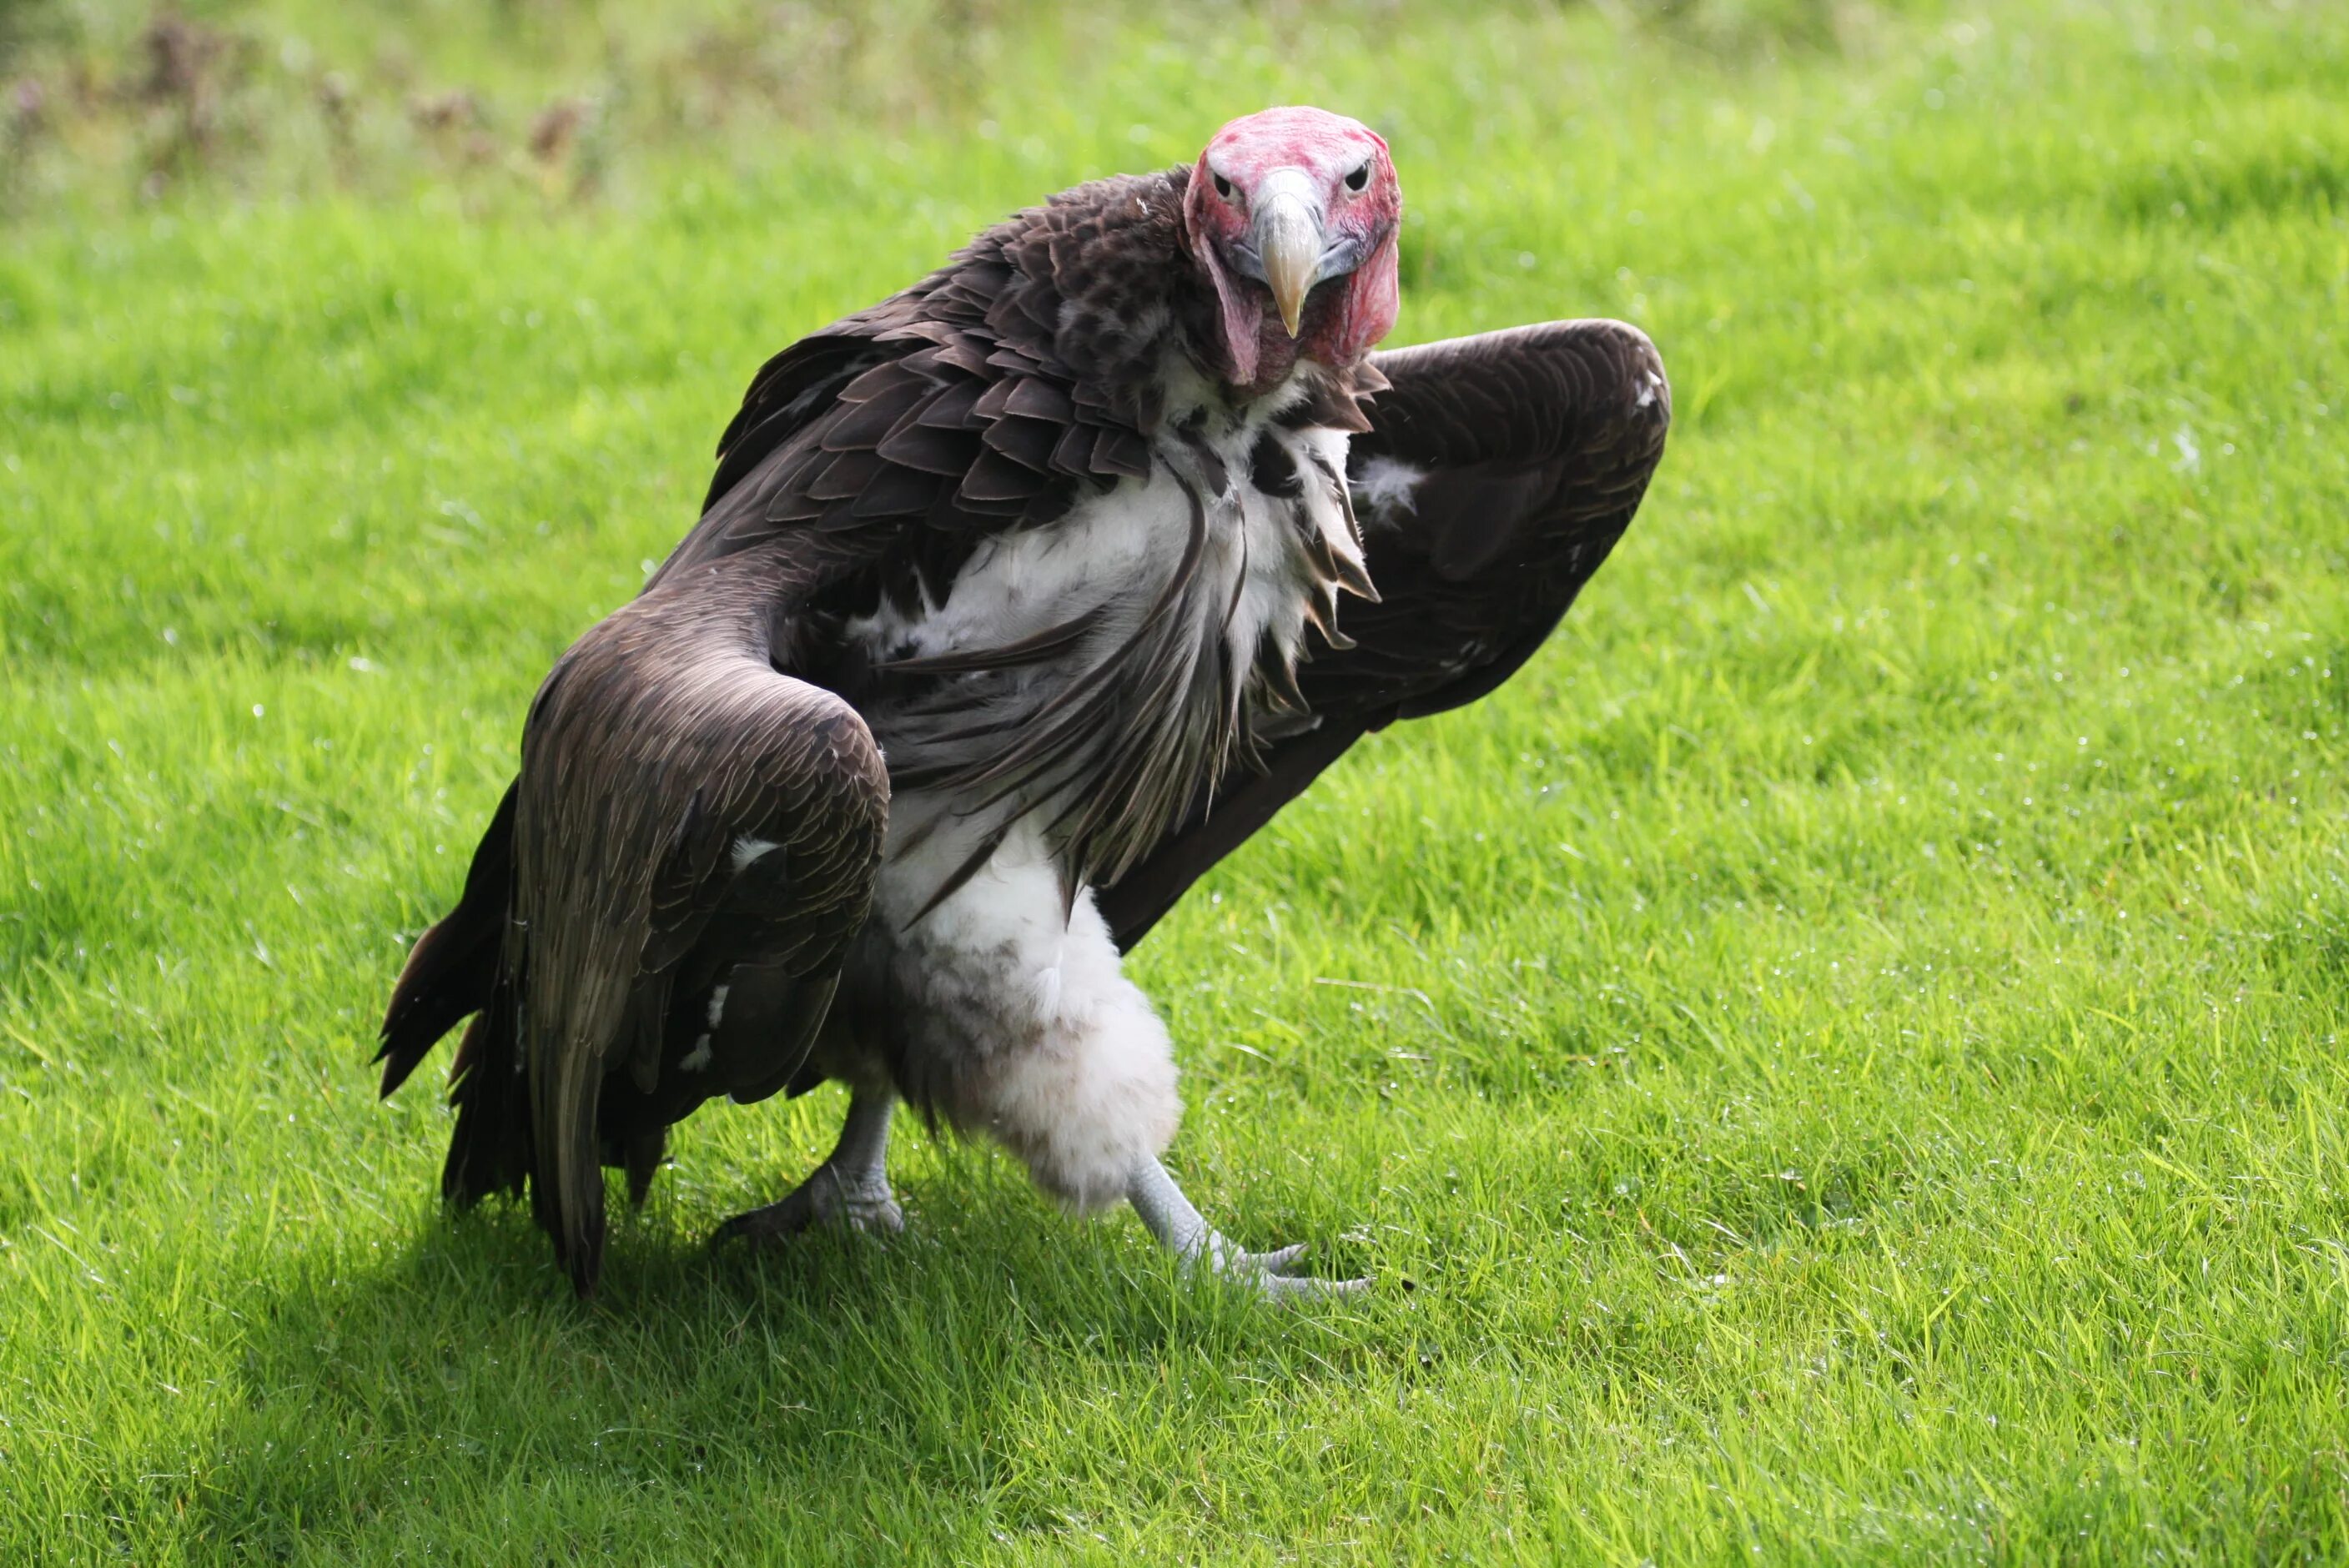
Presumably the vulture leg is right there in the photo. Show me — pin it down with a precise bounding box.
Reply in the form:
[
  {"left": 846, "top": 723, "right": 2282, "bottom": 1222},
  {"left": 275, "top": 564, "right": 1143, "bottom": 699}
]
[
  {"left": 711, "top": 1088, "right": 904, "bottom": 1247},
  {"left": 1125, "top": 1157, "right": 1369, "bottom": 1299}
]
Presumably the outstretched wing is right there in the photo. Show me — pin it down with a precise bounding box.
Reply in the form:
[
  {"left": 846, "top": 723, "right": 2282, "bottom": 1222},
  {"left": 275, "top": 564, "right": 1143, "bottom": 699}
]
[{"left": 1095, "top": 318, "right": 1670, "bottom": 948}]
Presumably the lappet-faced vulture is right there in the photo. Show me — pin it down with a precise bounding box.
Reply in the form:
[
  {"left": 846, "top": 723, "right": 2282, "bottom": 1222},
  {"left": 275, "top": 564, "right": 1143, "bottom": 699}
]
[{"left": 378, "top": 108, "right": 1670, "bottom": 1297}]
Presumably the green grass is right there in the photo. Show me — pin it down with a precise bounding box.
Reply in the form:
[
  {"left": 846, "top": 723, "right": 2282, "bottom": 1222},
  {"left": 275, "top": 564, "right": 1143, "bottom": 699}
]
[{"left": 5, "top": 0, "right": 2349, "bottom": 1559}]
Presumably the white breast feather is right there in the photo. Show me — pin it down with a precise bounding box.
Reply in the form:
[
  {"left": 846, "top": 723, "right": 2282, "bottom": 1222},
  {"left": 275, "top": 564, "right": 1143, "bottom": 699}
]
[{"left": 849, "top": 406, "right": 1362, "bottom": 890}]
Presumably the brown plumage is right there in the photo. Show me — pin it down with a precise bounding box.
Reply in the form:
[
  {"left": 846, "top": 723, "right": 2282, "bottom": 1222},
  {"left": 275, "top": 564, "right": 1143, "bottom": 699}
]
[{"left": 378, "top": 110, "right": 1669, "bottom": 1298}]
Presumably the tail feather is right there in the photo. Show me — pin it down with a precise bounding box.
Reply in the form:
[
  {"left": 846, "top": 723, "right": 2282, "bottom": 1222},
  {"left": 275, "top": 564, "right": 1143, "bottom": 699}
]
[
  {"left": 441, "top": 967, "right": 532, "bottom": 1209},
  {"left": 531, "top": 1010, "right": 610, "bottom": 1299},
  {"left": 621, "top": 1130, "right": 666, "bottom": 1209},
  {"left": 378, "top": 783, "right": 519, "bottom": 1098}
]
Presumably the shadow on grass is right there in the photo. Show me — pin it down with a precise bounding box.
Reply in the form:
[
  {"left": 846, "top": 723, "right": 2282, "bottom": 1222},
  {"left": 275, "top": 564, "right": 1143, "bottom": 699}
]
[{"left": 100, "top": 1164, "right": 1347, "bottom": 1555}]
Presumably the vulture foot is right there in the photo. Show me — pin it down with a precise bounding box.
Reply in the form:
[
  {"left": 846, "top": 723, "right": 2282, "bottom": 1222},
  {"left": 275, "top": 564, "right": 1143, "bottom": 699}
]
[
  {"left": 1125, "top": 1157, "right": 1370, "bottom": 1300},
  {"left": 1205, "top": 1239, "right": 1370, "bottom": 1300},
  {"left": 710, "top": 1090, "right": 902, "bottom": 1250},
  {"left": 710, "top": 1167, "right": 903, "bottom": 1249}
]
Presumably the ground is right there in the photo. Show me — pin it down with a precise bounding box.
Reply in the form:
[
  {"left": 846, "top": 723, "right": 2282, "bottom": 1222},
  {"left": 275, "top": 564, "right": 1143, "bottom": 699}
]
[{"left": 3, "top": 0, "right": 2347, "bottom": 1560}]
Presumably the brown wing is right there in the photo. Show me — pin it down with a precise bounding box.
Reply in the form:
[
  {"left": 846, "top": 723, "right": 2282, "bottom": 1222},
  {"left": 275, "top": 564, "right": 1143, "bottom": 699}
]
[
  {"left": 374, "top": 311, "right": 1090, "bottom": 1158},
  {"left": 1094, "top": 318, "right": 1671, "bottom": 949},
  {"left": 501, "top": 552, "right": 887, "bottom": 1298}
]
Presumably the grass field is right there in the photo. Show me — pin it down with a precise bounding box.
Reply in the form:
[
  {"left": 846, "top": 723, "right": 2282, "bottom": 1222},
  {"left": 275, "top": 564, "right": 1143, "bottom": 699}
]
[{"left": 4, "top": 0, "right": 2348, "bottom": 1559}]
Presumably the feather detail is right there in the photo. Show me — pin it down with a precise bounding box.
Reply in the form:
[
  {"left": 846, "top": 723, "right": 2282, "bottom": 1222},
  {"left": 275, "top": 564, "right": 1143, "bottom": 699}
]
[
  {"left": 1259, "top": 651, "right": 1310, "bottom": 715},
  {"left": 876, "top": 607, "right": 1104, "bottom": 676}
]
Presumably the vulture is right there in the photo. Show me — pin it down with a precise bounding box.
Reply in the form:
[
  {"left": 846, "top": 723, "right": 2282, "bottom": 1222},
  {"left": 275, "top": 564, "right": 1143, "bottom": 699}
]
[{"left": 378, "top": 107, "right": 1670, "bottom": 1298}]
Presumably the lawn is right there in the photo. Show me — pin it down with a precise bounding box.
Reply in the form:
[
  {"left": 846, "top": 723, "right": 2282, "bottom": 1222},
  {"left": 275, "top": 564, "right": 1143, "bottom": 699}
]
[{"left": 3, "top": 0, "right": 2347, "bottom": 1560}]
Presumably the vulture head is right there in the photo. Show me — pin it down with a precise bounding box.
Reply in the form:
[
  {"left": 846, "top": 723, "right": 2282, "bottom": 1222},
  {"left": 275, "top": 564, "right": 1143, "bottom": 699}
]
[{"left": 1185, "top": 106, "right": 1402, "bottom": 389}]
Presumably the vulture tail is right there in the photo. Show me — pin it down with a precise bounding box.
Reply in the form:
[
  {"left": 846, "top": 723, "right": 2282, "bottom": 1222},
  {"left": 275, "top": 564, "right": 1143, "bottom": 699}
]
[
  {"left": 441, "top": 962, "right": 531, "bottom": 1209},
  {"left": 621, "top": 1129, "right": 666, "bottom": 1209},
  {"left": 377, "top": 783, "right": 518, "bottom": 1098}
]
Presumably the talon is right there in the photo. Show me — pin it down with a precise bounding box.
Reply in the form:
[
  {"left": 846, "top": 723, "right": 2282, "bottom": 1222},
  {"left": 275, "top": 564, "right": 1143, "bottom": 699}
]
[
  {"left": 1245, "top": 1266, "right": 1371, "bottom": 1300},
  {"left": 1235, "top": 1241, "right": 1309, "bottom": 1273},
  {"left": 709, "top": 1184, "right": 821, "bottom": 1252},
  {"left": 1210, "top": 1239, "right": 1368, "bottom": 1299},
  {"left": 1127, "top": 1158, "right": 1369, "bottom": 1301},
  {"left": 711, "top": 1091, "right": 901, "bottom": 1253},
  {"left": 711, "top": 1166, "right": 903, "bottom": 1251}
]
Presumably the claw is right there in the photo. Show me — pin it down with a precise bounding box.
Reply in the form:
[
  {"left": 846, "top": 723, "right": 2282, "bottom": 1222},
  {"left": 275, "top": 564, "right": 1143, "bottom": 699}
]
[
  {"left": 1249, "top": 1267, "right": 1371, "bottom": 1300},
  {"left": 1205, "top": 1237, "right": 1370, "bottom": 1300},
  {"left": 711, "top": 1090, "right": 902, "bottom": 1253},
  {"left": 710, "top": 1164, "right": 903, "bottom": 1251},
  {"left": 1238, "top": 1241, "right": 1309, "bottom": 1272},
  {"left": 1126, "top": 1157, "right": 1370, "bottom": 1301}
]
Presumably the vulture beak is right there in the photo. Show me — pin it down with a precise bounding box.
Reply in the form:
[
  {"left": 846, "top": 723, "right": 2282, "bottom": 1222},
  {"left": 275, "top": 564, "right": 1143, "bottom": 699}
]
[{"left": 1250, "top": 170, "right": 1326, "bottom": 339}]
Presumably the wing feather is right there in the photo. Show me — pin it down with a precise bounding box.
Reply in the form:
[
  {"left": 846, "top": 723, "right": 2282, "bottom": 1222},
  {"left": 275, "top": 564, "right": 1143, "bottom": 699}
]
[
  {"left": 506, "top": 560, "right": 890, "bottom": 1295},
  {"left": 1095, "top": 319, "right": 1671, "bottom": 950}
]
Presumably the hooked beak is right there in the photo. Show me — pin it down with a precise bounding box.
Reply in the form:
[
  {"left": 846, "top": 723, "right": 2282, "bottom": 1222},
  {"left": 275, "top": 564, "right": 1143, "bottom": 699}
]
[{"left": 1253, "top": 182, "right": 1323, "bottom": 339}]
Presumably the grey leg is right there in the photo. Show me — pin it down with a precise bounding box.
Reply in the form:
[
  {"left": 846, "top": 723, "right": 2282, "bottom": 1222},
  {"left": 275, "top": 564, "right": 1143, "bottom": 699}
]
[
  {"left": 1125, "top": 1157, "right": 1367, "bottom": 1299},
  {"left": 712, "top": 1090, "right": 904, "bottom": 1248}
]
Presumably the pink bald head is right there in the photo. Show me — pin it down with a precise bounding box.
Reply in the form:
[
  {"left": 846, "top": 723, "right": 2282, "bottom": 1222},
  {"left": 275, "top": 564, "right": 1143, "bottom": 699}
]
[{"left": 1184, "top": 107, "right": 1402, "bottom": 389}]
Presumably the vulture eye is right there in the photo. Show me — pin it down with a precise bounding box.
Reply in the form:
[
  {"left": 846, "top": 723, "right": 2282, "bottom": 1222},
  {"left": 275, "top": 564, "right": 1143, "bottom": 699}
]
[
  {"left": 1344, "top": 160, "right": 1371, "bottom": 193},
  {"left": 1212, "top": 172, "right": 1235, "bottom": 202}
]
